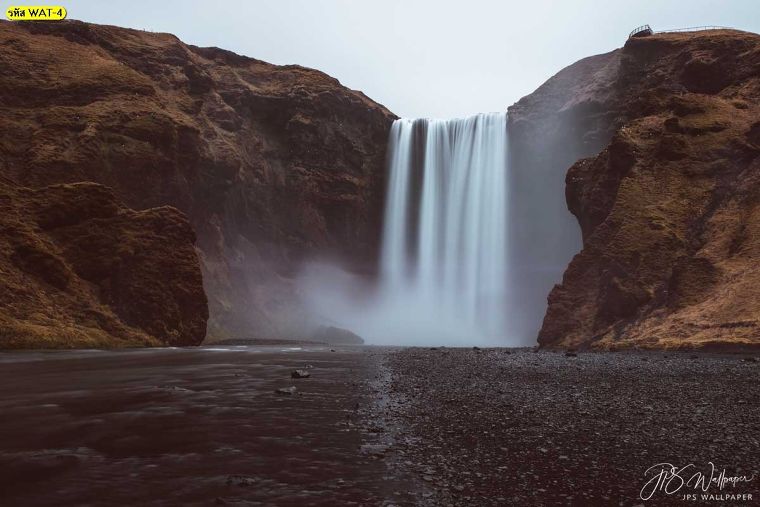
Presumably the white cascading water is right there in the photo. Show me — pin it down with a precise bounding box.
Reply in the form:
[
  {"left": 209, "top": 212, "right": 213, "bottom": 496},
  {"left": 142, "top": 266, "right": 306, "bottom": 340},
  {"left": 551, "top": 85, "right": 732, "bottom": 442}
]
[
  {"left": 378, "top": 113, "right": 509, "bottom": 344},
  {"left": 298, "top": 112, "right": 510, "bottom": 346}
]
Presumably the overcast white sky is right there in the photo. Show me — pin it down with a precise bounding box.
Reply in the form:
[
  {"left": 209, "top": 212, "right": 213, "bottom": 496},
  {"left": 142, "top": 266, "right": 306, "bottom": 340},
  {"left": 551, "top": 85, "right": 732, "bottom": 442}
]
[{"left": 66, "top": 0, "right": 759, "bottom": 118}]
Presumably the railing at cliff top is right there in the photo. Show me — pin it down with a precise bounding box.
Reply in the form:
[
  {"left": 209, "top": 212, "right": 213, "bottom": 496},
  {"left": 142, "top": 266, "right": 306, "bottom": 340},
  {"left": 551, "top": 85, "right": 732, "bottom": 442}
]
[
  {"left": 629, "top": 25, "right": 652, "bottom": 39},
  {"left": 629, "top": 25, "right": 735, "bottom": 39},
  {"left": 657, "top": 25, "right": 733, "bottom": 34}
]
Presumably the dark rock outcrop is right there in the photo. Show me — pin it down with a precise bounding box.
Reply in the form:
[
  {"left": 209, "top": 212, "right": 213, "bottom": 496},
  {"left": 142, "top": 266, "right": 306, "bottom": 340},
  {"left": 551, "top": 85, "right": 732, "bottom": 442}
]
[
  {"left": 0, "top": 178, "right": 207, "bottom": 348},
  {"left": 513, "top": 29, "right": 760, "bottom": 350},
  {"left": 311, "top": 326, "right": 364, "bottom": 345},
  {"left": 0, "top": 20, "right": 395, "bottom": 343}
]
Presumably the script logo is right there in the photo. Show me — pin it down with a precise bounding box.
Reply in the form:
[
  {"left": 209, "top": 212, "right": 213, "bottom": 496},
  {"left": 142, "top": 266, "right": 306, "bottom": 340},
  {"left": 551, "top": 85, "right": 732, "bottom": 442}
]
[{"left": 640, "top": 462, "right": 754, "bottom": 502}]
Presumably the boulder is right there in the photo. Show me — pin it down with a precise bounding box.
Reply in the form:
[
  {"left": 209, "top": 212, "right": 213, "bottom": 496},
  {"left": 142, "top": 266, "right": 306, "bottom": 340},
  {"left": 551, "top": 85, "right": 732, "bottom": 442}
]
[{"left": 0, "top": 179, "right": 207, "bottom": 348}]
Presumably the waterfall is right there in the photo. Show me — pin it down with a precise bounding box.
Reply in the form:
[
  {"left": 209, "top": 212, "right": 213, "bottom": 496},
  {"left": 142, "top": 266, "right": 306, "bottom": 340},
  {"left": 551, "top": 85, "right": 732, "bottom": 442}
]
[
  {"left": 297, "top": 112, "right": 512, "bottom": 346},
  {"left": 379, "top": 113, "right": 509, "bottom": 344}
]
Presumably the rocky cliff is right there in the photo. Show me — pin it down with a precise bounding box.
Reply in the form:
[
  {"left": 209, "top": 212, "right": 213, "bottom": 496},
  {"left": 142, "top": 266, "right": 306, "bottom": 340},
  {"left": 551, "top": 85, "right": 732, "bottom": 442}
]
[
  {"left": 0, "top": 20, "right": 395, "bottom": 343},
  {"left": 512, "top": 29, "right": 760, "bottom": 350},
  {"left": 0, "top": 177, "right": 207, "bottom": 348}
]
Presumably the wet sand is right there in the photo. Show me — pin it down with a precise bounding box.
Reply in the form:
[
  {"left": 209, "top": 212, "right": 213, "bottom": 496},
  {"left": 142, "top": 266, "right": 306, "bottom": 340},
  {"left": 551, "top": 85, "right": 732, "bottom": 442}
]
[{"left": 0, "top": 346, "right": 758, "bottom": 506}]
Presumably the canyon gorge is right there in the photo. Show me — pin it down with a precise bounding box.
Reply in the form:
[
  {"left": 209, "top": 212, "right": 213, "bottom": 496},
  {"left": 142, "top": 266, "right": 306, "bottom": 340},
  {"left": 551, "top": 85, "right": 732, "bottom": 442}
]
[{"left": 1, "top": 20, "right": 759, "bottom": 350}]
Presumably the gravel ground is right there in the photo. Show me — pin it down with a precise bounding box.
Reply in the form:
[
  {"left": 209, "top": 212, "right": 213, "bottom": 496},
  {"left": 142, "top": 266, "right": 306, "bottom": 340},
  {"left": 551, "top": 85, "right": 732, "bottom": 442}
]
[{"left": 368, "top": 348, "right": 759, "bottom": 506}]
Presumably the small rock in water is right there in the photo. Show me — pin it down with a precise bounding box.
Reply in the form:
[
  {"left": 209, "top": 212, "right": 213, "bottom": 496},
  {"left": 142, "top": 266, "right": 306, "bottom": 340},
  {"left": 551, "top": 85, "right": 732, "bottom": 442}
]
[
  {"left": 226, "top": 475, "right": 257, "bottom": 487},
  {"left": 360, "top": 443, "right": 388, "bottom": 458},
  {"left": 275, "top": 386, "right": 297, "bottom": 395},
  {"left": 472, "top": 346, "right": 481, "bottom": 351},
  {"left": 291, "top": 369, "right": 311, "bottom": 378}
]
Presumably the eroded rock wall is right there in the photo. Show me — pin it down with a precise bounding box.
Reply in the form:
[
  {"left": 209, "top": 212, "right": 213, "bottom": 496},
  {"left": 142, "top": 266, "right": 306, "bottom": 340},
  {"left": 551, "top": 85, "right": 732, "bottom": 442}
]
[
  {"left": 0, "top": 20, "right": 395, "bottom": 342},
  {"left": 0, "top": 178, "right": 207, "bottom": 348},
  {"left": 524, "top": 29, "right": 760, "bottom": 350}
]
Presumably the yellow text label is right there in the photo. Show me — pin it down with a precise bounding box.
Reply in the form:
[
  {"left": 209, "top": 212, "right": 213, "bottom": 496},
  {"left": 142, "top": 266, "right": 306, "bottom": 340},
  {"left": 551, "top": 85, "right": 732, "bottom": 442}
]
[{"left": 6, "top": 6, "right": 67, "bottom": 20}]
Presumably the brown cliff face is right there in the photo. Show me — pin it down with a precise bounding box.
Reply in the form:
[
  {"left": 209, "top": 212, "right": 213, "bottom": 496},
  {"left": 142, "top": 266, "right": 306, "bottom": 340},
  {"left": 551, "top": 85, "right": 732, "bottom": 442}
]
[
  {"left": 0, "top": 20, "right": 395, "bottom": 341},
  {"left": 0, "top": 178, "right": 207, "bottom": 348},
  {"left": 526, "top": 29, "right": 760, "bottom": 350}
]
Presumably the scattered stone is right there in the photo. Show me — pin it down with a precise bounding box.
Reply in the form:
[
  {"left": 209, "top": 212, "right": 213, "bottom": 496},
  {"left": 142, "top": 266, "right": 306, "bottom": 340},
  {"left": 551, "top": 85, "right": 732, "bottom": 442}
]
[
  {"left": 379, "top": 346, "right": 758, "bottom": 504},
  {"left": 360, "top": 443, "right": 388, "bottom": 458},
  {"left": 275, "top": 386, "right": 297, "bottom": 395},
  {"left": 225, "top": 475, "right": 257, "bottom": 487},
  {"left": 743, "top": 357, "right": 757, "bottom": 363},
  {"left": 291, "top": 369, "right": 311, "bottom": 378},
  {"left": 565, "top": 351, "right": 578, "bottom": 357}
]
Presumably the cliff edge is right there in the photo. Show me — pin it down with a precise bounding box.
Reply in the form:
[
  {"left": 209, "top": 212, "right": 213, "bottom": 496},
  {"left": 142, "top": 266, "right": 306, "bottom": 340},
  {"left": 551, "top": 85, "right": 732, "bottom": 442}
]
[{"left": 514, "top": 29, "right": 760, "bottom": 350}]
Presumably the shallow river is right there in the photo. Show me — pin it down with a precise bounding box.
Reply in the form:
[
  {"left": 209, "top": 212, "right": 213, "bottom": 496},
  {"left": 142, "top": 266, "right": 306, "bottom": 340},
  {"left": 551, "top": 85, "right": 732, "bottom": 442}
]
[{"left": 0, "top": 346, "right": 410, "bottom": 506}]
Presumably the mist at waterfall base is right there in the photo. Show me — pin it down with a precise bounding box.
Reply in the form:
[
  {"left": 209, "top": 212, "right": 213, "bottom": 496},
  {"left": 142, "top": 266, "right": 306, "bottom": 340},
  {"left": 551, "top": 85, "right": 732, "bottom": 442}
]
[{"left": 299, "top": 113, "right": 515, "bottom": 347}]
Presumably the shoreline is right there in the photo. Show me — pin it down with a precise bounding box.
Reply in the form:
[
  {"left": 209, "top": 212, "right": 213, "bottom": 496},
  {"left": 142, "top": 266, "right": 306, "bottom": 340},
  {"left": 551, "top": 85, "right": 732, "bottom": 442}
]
[{"left": 0, "top": 346, "right": 757, "bottom": 504}]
